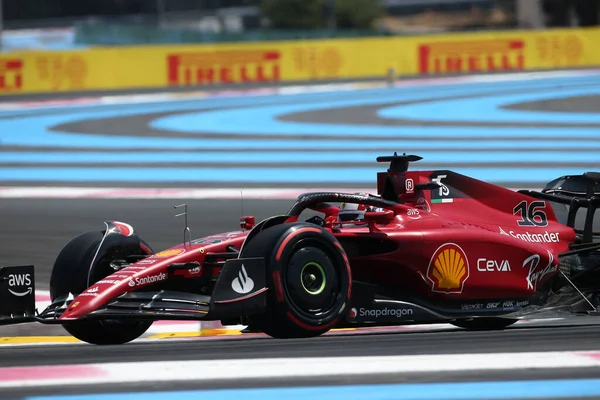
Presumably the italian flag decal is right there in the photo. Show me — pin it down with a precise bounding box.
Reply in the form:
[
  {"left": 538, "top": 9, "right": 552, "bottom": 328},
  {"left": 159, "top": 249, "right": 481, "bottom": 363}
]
[{"left": 431, "top": 198, "right": 462, "bottom": 203}]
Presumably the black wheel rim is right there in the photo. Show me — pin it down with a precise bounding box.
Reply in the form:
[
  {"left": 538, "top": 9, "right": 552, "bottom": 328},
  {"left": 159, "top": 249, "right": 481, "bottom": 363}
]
[{"left": 282, "top": 239, "right": 344, "bottom": 320}]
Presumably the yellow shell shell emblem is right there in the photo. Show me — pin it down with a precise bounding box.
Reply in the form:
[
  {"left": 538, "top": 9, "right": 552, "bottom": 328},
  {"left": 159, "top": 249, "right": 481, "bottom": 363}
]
[
  {"left": 426, "top": 243, "right": 469, "bottom": 294},
  {"left": 154, "top": 249, "right": 185, "bottom": 258}
]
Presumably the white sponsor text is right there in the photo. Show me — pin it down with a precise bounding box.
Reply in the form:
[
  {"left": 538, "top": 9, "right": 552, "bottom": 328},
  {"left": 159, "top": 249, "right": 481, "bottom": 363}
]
[
  {"left": 7, "top": 273, "right": 32, "bottom": 297},
  {"left": 129, "top": 272, "right": 168, "bottom": 287},
  {"left": 359, "top": 307, "right": 414, "bottom": 318},
  {"left": 499, "top": 227, "right": 560, "bottom": 243},
  {"left": 477, "top": 258, "right": 511, "bottom": 272},
  {"left": 522, "top": 251, "right": 556, "bottom": 291}
]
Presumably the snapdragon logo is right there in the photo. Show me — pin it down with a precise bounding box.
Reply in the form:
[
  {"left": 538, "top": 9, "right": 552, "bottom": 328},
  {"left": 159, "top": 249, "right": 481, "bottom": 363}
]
[{"left": 359, "top": 307, "right": 414, "bottom": 318}]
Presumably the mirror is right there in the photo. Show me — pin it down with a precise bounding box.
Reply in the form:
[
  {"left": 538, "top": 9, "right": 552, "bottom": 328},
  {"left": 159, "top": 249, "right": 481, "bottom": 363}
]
[
  {"left": 363, "top": 209, "right": 395, "bottom": 224},
  {"left": 240, "top": 216, "right": 255, "bottom": 230}
]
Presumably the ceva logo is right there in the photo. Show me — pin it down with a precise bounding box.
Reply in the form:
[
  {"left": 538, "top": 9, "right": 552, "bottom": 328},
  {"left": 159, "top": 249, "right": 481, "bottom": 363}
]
[{"left": 477, "top": 258, "right": 511, "bottom": 272}]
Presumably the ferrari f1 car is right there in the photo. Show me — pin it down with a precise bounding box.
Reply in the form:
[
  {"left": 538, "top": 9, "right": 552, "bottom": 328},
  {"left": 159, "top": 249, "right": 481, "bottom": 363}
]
[{"left": 1, "top": 153, "right": 599, "bottom": 345}]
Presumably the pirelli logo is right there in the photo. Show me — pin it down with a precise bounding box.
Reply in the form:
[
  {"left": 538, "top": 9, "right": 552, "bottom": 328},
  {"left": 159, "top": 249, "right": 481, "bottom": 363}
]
[
  {"left": 418, "top": 39, "right": 525, "bottom": 75},
  {"left": 167, "top": 50, "right": 281, "bottom": 86},
  {"left": 0, "top": 58, "right": 23, "bottom": 91}
]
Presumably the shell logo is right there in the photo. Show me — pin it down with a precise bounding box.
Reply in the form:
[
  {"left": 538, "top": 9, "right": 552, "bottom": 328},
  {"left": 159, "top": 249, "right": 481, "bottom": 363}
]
[
  {"left": 426, "top": 243, "right": 470, "bottom": 294},
  {"left": 154, "top": 249, "right": 185, "bottom": 258}
]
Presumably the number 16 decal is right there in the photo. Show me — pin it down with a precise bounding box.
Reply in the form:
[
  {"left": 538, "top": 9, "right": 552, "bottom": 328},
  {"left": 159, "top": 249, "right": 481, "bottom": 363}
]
[{"left": 513, "top": 201, "right": 548, "bottom": 227}]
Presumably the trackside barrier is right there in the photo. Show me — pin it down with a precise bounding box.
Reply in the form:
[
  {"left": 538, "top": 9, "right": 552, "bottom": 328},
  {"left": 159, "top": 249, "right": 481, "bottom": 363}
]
[{"left": 1, "top": 27, "right": 600, "bottom": 96}]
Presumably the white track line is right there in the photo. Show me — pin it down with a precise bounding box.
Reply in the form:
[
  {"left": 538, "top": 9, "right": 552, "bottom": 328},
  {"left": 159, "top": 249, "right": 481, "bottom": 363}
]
[
  {"left": 2, "top": 351, "right": 600, "bottom": 388},
  {"left": 0, "top": 187, "right": 538, "bottom": 199},
  {"left": 0, "top": 187, "right": 375, "bottom": 199}
]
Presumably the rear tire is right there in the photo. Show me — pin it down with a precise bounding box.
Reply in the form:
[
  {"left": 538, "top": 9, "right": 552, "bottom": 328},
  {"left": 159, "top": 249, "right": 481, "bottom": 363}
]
[
  {"left": 451, "top": 317, "right": 518, "bottom": 331},
  {"left": 50, "top": 231, "right": 153, "bottom": 345},
  {"left": 240, "top": 223, "right": 351, "bottom": 338}
]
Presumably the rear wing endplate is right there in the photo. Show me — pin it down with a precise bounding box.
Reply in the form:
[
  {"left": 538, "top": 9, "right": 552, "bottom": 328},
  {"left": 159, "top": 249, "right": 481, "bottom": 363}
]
[{"left": 519, "top": 172, "right": 600, "bottom": 246}]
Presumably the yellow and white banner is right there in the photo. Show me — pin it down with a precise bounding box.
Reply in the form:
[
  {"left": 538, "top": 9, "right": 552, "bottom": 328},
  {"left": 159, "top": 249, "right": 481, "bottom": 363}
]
[{"left": 1, "top": 27, "right": 599, "bottom": 95}]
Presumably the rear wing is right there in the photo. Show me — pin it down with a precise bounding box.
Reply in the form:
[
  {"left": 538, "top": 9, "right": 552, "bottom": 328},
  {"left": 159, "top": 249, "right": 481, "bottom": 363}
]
[
  {"left": 518, "top": 172, "right": 600, "bottom": 255},
  {"left": 543, "top": 172, "right": 600, "bottom": 199}
]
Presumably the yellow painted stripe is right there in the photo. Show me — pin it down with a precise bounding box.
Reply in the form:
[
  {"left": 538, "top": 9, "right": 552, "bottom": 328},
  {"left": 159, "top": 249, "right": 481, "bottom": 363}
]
[
  {"left": 1, "top": 327, "right": 358, "bottom": 344},
  {"left": 148, "top": 329, "right": 244, "bottom": 339},
  {"left": 0, "top": 336, "right": 81, "bottom": 344},
  {"left": 148, "top": 326, "right": 358, "bottom": 339}
]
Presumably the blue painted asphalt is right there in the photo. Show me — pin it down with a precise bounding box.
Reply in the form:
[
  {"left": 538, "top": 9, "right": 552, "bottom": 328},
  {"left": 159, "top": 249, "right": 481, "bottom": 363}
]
[
  {"left": 0, "top": 166, "right": 588, "bottom": 183},
  {"left": 149, "top": 108, "right": 600, "bottom": 138},
  {"left": 24, "top": 379, "right": 600, "bottom": 400},
  {"left": 148, "top": 86, "right": 600, "bottom": 138},
  {"left": 0, "top": 72, "right": 598, "bottom": 184},
  {"left": 377, "top": 87, "right": 600, "bottom": 124},
  {"left": 0, "top": 73, "right": 595, "bottom": 119},
  {"left": 4, "top": 137, "right": 595, "bottom": 150},
  {"left": 0, "top": 151, "right": 597, "bottom": 164}
]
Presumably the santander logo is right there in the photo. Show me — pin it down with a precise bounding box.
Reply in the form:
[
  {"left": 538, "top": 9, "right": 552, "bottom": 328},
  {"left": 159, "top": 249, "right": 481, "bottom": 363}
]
[
  {"left": 128, "top": 272, "right": 168, "bottom": 288},
  {"left": 231, "top": 264, "right": 254, "bottom": 294}
]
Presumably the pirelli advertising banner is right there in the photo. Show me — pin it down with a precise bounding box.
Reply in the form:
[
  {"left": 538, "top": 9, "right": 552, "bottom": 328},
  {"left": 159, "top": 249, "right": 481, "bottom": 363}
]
[{"left": 1, "top": 27, "right": 599, "bottom": 95}]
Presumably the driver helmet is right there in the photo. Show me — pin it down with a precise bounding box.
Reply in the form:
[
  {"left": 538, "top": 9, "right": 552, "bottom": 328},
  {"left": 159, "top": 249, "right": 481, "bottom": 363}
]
[
  {"left": 338, "top": 202, "right": 368, "bottom": 222},
  {"left": 337, "top": 194, "right": 384, "bottom": 224}
]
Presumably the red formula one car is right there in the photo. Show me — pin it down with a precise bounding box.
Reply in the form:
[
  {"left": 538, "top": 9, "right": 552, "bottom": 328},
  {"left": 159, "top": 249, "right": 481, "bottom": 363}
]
[{"left": 1, "top": 153, "right": 599, "bottom": 345}]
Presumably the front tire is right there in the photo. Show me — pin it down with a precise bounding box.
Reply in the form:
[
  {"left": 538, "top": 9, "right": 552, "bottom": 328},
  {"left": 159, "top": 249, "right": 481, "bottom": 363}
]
[
  {"left": 241, "top": 223, "right": 351, "bottom": 338},
  {"left": 50, "top": 231, "right": 153, "bottom": 345}
]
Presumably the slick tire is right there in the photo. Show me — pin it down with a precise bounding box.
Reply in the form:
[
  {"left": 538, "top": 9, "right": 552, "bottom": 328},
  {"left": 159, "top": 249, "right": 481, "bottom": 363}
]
[
  {"left": 49, "top": 231, "right": 153, "bottom": 345},
  {"left": 451, "top": 317, "right": 518, "bottom": 331},
  {"left": 240, "top": 222, "right": 351, "bottom": 339}
]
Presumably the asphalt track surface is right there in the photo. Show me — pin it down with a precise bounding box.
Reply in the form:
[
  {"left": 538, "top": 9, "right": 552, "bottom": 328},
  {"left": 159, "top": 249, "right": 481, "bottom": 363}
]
[{"left": 4, "top": 325, "right": 600, "bottom": 398}]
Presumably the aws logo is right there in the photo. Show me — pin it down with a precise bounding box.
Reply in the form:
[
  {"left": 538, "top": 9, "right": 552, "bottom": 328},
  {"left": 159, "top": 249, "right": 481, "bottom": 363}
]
[
  {"left": 426, "top": 243, "right": 469, "bottom": 294},
  {"left": 7, "top": 273, "right": 32, "bottom": 297}
]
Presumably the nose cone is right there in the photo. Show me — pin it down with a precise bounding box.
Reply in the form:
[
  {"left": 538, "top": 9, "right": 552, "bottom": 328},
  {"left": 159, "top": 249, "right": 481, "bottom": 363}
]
[{"left": 59, "top": 246, "right": 190, "bottom": 320}]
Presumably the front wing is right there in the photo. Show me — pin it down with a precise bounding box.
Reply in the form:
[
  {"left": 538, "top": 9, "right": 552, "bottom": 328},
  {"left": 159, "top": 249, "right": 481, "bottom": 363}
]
[{"left": 0, "top": 258, "right": 268, "bottom": 326}]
